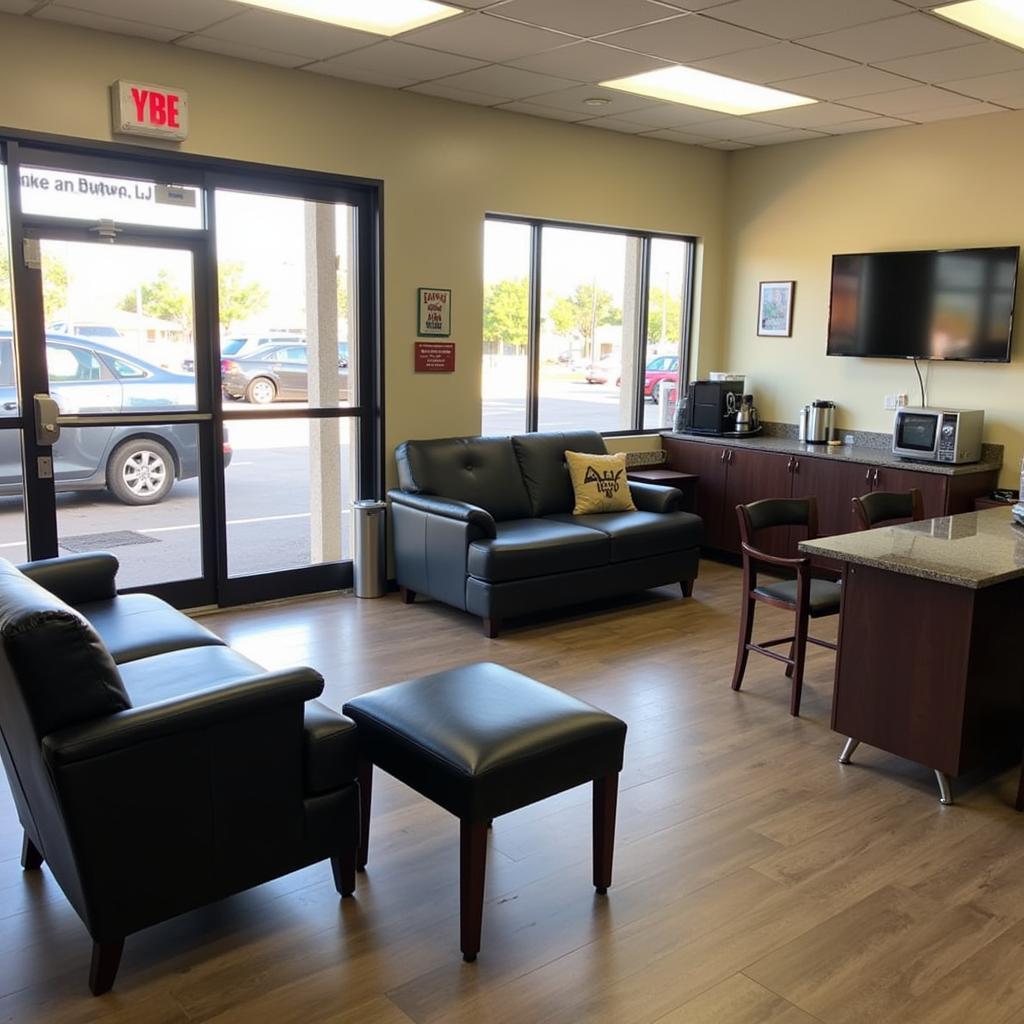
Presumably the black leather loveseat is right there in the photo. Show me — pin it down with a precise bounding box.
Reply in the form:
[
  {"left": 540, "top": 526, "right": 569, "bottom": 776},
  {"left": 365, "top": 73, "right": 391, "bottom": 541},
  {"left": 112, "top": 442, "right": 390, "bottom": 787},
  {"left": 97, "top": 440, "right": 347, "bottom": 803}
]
[
  {"left": 0, "top": 553, "right": 359, "bottom": 994},
  {"left": 390, "top": 430, "right": 703, "bottom": 636}
]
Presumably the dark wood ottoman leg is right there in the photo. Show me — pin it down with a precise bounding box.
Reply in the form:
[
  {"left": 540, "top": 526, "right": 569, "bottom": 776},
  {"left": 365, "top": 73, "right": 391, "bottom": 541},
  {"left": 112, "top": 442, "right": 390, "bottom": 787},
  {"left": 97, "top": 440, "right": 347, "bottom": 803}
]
[
  {"left": 330, "top": 849, "right": 356, "bottom": 897},
  {"left": 593, "top": 773, "right": 619, "bottom": 894},
  {"left": 357, "top": 758, "right": 373, "bottom": 872},
  {"left": 89, "top": 938, "right": 124, "bottom": 996},
  {"left": 460, "top": 820, "right": 488, "bottom": 962},
  {"left": 21, "top": 833, "right": 42, "bottom": 871}
]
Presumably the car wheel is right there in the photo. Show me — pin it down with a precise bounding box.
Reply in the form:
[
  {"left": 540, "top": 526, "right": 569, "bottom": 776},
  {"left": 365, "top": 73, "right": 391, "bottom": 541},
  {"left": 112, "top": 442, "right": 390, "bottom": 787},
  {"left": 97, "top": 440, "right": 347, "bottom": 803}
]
[
  {"left": 107, "top": 438, "right": 175, "bottom": 505},
  {"left": 246, "top": 377, "right": 277, "bottom": 405}
]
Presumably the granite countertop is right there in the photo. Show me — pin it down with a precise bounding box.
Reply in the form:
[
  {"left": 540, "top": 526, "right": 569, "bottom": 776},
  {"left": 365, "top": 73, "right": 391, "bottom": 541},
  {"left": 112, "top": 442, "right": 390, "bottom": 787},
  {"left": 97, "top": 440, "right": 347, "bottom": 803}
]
[
  {"left": 660, "top": 431, "right": 1002, "bottom": 477},
  {"left": 799, "top": 507, "right": 1024, "bottom": 589}
]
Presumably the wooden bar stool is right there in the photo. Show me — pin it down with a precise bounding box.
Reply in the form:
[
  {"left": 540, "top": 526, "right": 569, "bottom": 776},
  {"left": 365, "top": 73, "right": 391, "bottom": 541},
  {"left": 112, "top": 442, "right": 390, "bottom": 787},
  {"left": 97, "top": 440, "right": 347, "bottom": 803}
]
[
  {"left": 731, "top": 497, "right": 841, "bottom": 716},
  {"left": 851, "top": 488, "right": 924, "bottom": 531}
]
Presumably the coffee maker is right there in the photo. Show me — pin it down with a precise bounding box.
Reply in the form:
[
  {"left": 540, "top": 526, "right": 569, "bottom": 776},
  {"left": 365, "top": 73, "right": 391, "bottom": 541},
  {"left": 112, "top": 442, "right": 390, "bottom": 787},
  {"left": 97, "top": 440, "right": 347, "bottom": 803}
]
[{"left": 682, "top": 380, "right": 745, "bottom": 435}]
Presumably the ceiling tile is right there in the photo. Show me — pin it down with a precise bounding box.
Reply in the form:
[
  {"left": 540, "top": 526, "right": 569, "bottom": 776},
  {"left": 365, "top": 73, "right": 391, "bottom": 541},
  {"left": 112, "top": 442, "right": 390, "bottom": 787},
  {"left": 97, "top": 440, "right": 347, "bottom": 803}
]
[
  {"left": 754, "top": 101, "right": 875, "bottom": 128},
  {"left": 818, "top": 115, "right": 914, "bottom": 133},
  {"left": 304, "top": 64, "right": 419, "bottom": 88},
  {"left": 707, "top": 0, "right": 908, "bottom": 38},
  {"left": 522, "top": 83, "right": 664, "bottom": 116},
  {"left": 941, "top": 68, "right": 1024, "bottom": 101},
  {"left": 613, "top": 102, "right": 728, "bottom": 127},
  {"left": 198, "top": 9, "right": 381, "bottom": 60},
  {"left": 842, "top": 84, "right": 984, "bottom": 115},
  {"left": 903, "top": 101, "right": 1008, "bottom": 121},
  {"left": 641, "top": 128, "right": 729, "bottom": 144},
  {"left": 772, "top": 65, "right": 918, "bottom": 100},
  {"left": 44, "top": 0, "right": 237, "bottom": 32},
  {"left": 601, "top": 13, "right": 778, "bottom": 63},
  {"left": 575, "top": 115, "right": 652, "bottom": 133},
  {"left": 406, "top": 81, "right": 504, "bottom": 105},
  {"left": 876, "top": 41, "right": 1024, "bottom": 83},
  {"left": 745, "top": 127, "right": 827, "bottom": 144},
  {"left": 428, "top": 65, "right": 579, "bottom": 99},
  {"left": 508, "top": 40, "right": 670, "bottom": 80},
  {"left": 177, "top": 35, "right": 308, "bottom": 68},
  {"left": 493, "top": 0, "right": 676, "bottom": 37},
  {"left": 35, "top": 6, "right": 181, "bottom": 40},
  {"left": 399, "top": 11, "right": 574, "bottom": 61},
  {"left": 691, "top": 42, "right": 855, "bottom": 84},
  {"left": 797, "top": 13, "right": 981, "bottom": 63},
  {"left": 307, "top": 41, "right": 484, "bottom": 82},
  {"left": 494, "top": 101, "right": 590, "bottom": 121},
  {"left": 682, "top": 116, "right": 789, "bottom": 138},
  {"left": 701, "top": 139, "right": 755, "bottom": 149}
]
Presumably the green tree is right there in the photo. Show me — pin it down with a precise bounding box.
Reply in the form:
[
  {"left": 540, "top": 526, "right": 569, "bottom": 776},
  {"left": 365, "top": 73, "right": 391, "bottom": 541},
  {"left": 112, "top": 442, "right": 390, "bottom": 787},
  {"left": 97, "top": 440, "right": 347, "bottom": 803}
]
[
  {"left": 647, "top": 286, "right": 681, "bottom": 344},
  {"left": 483, "top": 277, "right": 529, "bottom": 351},
  {"left": 549, "top": 283, "right": 621, "bottom": 348},
  {"left": 217, "top": 261, "right": 269, "bottom": 333},
  {"left": 118, "top": 269, "right": 191, "bottom": 329},
  {"left": 0, "top": 249, "right": 69, "bottom": 317}
]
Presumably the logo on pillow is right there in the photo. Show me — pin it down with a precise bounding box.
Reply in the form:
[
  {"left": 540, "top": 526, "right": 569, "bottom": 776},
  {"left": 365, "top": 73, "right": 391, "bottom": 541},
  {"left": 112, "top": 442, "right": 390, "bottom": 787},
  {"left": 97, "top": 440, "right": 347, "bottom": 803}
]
[{"left": 584, "top": 465, "right": 625, "bottom": 498}]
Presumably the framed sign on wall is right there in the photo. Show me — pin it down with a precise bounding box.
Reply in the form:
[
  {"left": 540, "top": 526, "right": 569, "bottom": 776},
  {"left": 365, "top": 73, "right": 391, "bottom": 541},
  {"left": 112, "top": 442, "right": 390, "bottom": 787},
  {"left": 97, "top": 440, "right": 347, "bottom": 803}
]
[
  {"left": 417, "top": 287, "right": 451, "bottom": 337},
  {"left": 757, "top": 280, "right": 795, "bottom": 337}
]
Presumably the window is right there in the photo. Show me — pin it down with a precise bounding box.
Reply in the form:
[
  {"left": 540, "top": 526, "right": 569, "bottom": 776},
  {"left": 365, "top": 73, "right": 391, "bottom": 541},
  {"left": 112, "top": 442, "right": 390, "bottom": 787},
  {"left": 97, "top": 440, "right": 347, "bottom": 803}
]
[
  {"left": 482, "top": 216, "right": 694, "bottom": 435},
  {"left": 109, "top": 356, "right": 149, "bottom": 379},
  {"left": 47, "top": 345, "right": 104, "bottom": 382}
]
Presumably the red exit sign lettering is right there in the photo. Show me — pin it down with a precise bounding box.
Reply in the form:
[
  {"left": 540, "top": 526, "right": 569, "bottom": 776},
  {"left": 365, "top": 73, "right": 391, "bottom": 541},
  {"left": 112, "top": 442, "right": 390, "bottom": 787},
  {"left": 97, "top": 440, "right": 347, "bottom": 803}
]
[{"left": 111, "top": 80, "right": 189, "bottom": 142}]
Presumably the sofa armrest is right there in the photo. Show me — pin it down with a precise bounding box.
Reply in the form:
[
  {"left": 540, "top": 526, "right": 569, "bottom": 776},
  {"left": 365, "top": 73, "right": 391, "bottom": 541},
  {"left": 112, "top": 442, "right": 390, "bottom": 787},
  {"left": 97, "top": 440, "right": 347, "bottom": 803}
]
[
  {"left": 42, "top": 667, "right": 324, "bottom": 767},
  {"left": 388, "top": 490, "right": 497, "bottom": 538},
  {"left": 18, "top": 552, "right": 119, "bottom": 606},
  {"left": 629, "top": 482, "right": 683, "bottom": 514}
]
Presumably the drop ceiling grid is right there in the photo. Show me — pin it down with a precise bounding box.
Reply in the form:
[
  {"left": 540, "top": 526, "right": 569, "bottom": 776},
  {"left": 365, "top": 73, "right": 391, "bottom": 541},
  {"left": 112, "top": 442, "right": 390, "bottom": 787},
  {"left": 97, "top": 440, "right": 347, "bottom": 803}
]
[{"left": 14, "top": 0, "right": 1024, "bottom": 146}]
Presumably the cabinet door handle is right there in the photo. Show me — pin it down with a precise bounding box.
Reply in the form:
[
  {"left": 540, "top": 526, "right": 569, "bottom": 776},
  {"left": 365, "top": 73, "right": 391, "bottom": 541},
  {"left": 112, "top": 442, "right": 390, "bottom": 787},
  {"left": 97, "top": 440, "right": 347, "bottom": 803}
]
[
  {"left": 865, "top": 468, "right": 872, "bottom": 483},
  {"left": 728, "top": 450, "right": 734, "bottom": 464},
  {"left": 787, "top": 457, "right": 794, "bottom": 471},
  {"left": 873, "top": 468, "right": 880, "bottom": 484},
  {"left": 794, "top": 459, "right": 800, "bottom": 473},
  {"left": 720, "top": 450, "right": 727, "bottom": 463}
]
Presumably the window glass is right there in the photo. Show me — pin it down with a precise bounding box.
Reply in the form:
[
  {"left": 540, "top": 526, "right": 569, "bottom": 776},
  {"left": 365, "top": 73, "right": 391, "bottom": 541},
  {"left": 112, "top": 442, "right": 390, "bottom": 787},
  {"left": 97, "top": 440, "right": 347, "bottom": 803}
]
[
  {"left": 482, "top": 220, "right": 531, "bottom": 435},
  {"left": 642, "top": 237, "right": 691, "bottom": 430},
  {"left": 109, "top": 356, "right": 149, "bottom": 379},
  {"left": 538, "top": 226, "right": 641, "bottom": 434},
  {"left": 47, "top": 345, "right": 104, "bottom": 383}
]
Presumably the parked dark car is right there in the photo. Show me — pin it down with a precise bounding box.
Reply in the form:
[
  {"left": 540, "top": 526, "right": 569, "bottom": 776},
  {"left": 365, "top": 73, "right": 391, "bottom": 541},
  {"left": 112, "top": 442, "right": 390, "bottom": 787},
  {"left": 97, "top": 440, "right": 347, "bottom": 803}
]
[
  {"left": 0, "top": 331, "right": 231, "bottom": 505},
  {"left": 221, "top": 341, "right": 349, "bottom": 404}
]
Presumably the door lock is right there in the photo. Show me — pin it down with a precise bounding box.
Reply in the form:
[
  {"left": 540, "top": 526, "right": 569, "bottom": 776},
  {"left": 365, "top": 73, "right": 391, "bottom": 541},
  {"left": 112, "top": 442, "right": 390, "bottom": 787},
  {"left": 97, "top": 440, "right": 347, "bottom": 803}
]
[{"left": 33, "top": 394, "right": 61, "bottom": 446}]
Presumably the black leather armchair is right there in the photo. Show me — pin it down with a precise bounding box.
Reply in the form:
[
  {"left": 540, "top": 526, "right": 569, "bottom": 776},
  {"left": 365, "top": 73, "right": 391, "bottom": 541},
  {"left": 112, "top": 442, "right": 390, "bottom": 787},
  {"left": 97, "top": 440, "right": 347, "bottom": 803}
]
[
  {"left": 0, "top": 555, "right": 360, "bottom": 994},
  {"left": 390, "top": 431, "right": 703, "bottom": 635}
]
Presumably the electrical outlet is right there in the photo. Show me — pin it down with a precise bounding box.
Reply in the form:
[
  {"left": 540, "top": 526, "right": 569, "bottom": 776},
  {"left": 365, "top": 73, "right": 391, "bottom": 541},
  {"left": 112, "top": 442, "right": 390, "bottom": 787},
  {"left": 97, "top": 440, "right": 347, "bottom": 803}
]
[
  {"left": 884, "top": 394, "right": 897, "bottom": 410},
  {"left": 896, "top": 393, "right": 908, "bottom": 407}
]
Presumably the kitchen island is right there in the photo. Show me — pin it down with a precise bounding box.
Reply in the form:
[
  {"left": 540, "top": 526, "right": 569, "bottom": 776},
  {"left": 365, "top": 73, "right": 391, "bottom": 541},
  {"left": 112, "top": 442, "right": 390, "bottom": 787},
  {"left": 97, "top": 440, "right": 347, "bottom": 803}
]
[{"left": 801, "top": 507, "right": 1024, "bottom": 805}]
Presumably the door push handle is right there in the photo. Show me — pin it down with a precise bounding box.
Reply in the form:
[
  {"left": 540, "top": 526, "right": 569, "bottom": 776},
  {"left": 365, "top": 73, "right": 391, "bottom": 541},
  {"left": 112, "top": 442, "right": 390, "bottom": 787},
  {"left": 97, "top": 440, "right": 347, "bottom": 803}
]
[{"left": 33, "top": 394, "right": 61, "bottom": 447}]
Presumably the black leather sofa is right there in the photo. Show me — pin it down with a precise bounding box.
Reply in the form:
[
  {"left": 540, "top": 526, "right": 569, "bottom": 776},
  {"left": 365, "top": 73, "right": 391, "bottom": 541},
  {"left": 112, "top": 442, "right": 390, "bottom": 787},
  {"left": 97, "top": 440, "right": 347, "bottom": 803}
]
[
  {"left": 390, "top": 430, "right": 703, "bottom": 636},
  {"left": 0, "top": 553, "right": 359, "bottom": 995}
]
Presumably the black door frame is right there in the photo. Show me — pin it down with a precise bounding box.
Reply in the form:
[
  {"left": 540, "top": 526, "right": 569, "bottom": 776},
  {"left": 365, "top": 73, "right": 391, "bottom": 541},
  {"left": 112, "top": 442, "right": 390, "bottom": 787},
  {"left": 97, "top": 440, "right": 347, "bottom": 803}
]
[{"left": 1, "top": 131, "right": 384, "bottom": 609}]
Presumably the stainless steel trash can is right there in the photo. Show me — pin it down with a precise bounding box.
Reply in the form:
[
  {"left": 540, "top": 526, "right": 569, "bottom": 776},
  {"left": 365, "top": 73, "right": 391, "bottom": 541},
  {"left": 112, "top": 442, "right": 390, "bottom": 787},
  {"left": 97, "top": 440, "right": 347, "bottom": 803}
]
[{"left": 353, "top": 499, "right": 386, "bottom": 598}]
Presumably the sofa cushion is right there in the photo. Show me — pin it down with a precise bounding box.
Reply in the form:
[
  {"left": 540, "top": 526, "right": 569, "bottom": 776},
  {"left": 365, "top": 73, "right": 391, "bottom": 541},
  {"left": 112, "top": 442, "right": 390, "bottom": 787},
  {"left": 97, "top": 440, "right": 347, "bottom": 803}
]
[
  {"left": 78, "top": 594, "right": 225, "bottom": 664},
  {"left": 511, "top": 431, "right": 607, "bottom": 517},
  {"left": 118, "top": 644, "right": 267, "bottom": 706},
  {"left": 395, "top": 436, "right": 532, "bottom": 522},
  {"left": 565, "top": 450, "right": 636, "bottom": 515},
  {"left": 546, "top": 511, "right": 704, "bottom": 563},
  {"left": 467, "top": 519, "right": 609, "bottom": 583},
  {"left": 0, "top": 560, "right": 129, "bottom": 737},
  {"left": 303, "top": 700, "right": 358, "bottom": 795}
]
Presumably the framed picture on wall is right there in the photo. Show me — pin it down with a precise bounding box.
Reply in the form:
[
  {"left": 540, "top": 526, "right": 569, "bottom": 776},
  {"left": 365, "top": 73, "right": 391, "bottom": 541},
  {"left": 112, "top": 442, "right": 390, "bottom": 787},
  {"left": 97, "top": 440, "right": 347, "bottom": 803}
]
[
  {"left": 417, "top": 287, "right": 452, "bottom": 337},
  {"left": 757, "top": 280, "right": 794, "bottom": 337}
]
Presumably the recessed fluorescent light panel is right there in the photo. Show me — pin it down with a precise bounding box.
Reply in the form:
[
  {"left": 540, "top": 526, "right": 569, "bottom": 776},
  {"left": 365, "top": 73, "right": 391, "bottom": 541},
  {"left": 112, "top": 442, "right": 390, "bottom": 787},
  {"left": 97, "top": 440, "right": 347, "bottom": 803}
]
[
  {"left": 600, "top": 66, "right": 815, "bottom": 116},
  {"left": 234, "top": 0, "right": 460, "bottom": 35},
  {"left": 935, "top": 0, "right": 1024, "bottom": 49}
]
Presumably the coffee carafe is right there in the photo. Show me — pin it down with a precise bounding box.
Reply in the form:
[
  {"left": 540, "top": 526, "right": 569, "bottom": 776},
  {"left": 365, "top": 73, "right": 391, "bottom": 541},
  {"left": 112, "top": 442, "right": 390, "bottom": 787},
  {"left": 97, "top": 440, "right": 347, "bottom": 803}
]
[{"left": 735, "top": 395, "right": 760, "bottom": 433}]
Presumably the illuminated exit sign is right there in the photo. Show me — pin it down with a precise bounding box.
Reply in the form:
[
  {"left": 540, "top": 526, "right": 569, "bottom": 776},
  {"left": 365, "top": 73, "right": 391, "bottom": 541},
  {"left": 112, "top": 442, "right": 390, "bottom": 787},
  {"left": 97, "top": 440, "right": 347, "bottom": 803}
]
[{"left": 110, "top": 80, "right": 189, "bottom": 142}]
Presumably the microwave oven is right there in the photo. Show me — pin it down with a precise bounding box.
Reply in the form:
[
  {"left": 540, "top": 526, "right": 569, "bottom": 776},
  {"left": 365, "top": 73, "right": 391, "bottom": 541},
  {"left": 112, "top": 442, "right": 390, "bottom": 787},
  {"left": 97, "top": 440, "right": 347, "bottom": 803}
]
[{"left": 892, "top": 407, "right": 984, "bottom": 464}]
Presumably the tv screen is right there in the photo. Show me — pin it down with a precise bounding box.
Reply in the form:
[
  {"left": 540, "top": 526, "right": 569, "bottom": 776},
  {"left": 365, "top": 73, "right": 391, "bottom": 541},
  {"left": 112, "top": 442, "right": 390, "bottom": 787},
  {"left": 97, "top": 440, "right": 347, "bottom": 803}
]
[{"left": 826, "top": 246, "right": 1019, "bottom": 362}]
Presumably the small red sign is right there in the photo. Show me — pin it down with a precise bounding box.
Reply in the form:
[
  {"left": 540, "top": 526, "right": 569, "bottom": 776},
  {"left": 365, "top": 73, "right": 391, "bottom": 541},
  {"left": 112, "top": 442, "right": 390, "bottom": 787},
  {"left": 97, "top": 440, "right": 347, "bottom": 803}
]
[
  {"left": 111, "top": 80, "right": 189, "bottom": 141},
  {"left": 415, "top": 341, "right": 455, "bottom": 373}
]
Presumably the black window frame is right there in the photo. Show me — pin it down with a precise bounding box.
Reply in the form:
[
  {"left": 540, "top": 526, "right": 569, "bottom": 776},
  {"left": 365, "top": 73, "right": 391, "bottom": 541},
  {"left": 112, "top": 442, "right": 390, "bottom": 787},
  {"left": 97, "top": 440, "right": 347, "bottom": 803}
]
[{"left": 484, "top": 213, "right": 696, "bottom": 436}]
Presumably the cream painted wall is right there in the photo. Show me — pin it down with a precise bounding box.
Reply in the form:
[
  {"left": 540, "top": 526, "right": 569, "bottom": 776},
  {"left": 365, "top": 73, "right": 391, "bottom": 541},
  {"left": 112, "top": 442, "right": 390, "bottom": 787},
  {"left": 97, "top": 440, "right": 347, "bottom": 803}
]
[
  {"left": 0, "top": 15, "right": 728, "bottom": 486},
  {"left": 724, "top": 110, "right": 1024, "bottom": 487}
]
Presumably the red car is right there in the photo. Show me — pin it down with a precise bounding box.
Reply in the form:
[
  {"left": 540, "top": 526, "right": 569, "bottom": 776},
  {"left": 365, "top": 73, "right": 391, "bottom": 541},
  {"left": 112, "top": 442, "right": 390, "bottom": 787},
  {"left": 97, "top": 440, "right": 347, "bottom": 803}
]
[{"left": 645, "top": 355, "right": 679, "bottom": 401}]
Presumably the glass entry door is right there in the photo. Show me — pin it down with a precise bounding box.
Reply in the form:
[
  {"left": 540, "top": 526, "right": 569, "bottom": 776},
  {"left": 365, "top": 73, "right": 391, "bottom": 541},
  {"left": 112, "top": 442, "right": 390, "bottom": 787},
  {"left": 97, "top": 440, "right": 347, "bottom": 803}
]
[{"left": 18, "top": 229, "right": 217, "bottom": 606}]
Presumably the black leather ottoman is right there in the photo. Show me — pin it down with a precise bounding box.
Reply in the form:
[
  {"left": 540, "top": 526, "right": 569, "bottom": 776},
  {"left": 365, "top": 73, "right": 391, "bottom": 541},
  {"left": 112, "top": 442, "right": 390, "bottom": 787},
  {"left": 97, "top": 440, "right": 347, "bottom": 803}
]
[{"left": 342, "top": 662, "right": 627, "bottom": 961}]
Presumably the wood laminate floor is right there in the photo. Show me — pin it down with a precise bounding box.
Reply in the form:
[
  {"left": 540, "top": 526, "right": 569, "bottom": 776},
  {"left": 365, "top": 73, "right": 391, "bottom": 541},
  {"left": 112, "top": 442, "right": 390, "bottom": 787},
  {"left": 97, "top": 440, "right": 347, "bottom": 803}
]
[{"left": 2, "top": 559, "right": 1023, "bottom": 1023}]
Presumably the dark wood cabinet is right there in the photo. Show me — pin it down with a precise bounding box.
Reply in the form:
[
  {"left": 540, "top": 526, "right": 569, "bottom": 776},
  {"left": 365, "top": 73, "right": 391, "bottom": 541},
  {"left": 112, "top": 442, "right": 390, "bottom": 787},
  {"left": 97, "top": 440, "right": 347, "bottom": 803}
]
[{"left": 663, "top": 436, "right": 999, "bottom": 557}]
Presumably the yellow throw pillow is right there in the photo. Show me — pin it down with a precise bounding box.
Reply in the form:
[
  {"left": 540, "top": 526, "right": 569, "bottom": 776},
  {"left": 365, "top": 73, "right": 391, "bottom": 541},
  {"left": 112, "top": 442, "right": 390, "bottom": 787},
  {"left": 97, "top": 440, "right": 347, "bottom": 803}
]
[{"left": 565, "top": 450, "right": 636, "bottom": 515}]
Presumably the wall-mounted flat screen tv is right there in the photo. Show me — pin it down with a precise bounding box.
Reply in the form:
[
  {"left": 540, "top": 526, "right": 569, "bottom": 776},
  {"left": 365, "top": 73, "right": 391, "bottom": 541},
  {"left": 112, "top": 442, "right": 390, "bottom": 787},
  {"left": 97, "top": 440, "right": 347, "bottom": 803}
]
[{"left": 826, "top": 246, "right": 1019, "bottom": 362}]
